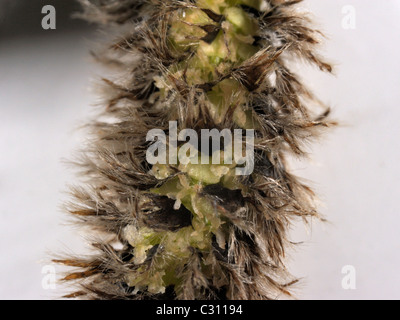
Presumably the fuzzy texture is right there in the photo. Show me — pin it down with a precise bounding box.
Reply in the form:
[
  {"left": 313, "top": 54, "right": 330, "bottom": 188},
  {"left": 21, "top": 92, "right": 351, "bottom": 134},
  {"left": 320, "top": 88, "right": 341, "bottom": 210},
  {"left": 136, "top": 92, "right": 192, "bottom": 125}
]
[{"left": 55, "top": 0, "right": 334, "bottom": 300}]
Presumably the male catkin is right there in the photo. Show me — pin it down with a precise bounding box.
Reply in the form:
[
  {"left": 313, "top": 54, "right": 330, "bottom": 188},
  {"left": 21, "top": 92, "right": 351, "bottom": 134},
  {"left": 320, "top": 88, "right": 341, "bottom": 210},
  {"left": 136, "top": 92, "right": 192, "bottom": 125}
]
[{"left": 55, "top": 0, "right": 334, "bottom": 299}]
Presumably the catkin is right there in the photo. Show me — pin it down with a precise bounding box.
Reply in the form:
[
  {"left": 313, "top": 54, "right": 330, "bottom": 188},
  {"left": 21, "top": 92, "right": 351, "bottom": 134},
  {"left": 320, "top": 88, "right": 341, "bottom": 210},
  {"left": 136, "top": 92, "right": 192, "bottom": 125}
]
[{"left": 55, "top": 0, "right": 334, "bottom": 300}]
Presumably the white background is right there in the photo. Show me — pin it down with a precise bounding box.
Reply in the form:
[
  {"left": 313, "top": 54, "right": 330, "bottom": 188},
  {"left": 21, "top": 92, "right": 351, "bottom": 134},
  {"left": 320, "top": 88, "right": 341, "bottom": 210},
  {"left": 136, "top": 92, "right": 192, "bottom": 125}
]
[{"left": 1, "top": 0, "right": 399, "bottom": 299}]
